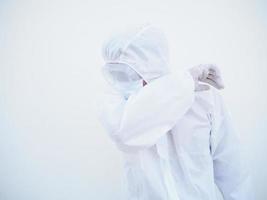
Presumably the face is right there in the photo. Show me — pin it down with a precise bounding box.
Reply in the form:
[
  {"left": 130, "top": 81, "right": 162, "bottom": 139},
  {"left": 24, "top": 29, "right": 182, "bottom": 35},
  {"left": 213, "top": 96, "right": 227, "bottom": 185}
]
[{"left": 102, "top": 62, "right": 144, "bottom": 98}]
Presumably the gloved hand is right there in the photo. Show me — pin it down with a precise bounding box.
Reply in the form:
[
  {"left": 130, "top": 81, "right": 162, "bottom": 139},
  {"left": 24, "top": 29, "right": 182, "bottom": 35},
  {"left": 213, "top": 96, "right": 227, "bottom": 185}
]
[{"left": 189, "top": 64, "right": 224, "bottom": 91}]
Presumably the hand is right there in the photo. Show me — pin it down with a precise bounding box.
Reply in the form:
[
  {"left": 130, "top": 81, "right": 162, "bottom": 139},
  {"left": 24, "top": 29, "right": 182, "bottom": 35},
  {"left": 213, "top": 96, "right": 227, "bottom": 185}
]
[{"left": 189, "top": 64, "right": 224, "bottom": 91}]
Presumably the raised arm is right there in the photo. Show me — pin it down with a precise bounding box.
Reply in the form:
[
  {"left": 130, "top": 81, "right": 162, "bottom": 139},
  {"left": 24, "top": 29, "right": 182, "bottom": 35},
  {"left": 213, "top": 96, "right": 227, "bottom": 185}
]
[{"left": 99, "top": 70, "right": 195, "bottom": 152}]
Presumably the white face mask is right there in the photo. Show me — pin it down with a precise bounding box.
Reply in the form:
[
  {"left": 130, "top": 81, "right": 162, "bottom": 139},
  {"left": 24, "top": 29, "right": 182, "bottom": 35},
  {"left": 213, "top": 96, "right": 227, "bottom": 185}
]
[
  {"left": 102, "top": 62, "right": 144, "bottom": 99},
  {"left": 115, "top": 80, "right": 143, "bottom": 99}
]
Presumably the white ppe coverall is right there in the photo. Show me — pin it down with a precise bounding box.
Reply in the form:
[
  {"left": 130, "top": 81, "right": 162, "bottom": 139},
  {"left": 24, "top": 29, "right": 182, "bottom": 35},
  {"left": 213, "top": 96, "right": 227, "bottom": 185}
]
[{"left": 99, "top": 25, "right": 252, "bottom": 200}]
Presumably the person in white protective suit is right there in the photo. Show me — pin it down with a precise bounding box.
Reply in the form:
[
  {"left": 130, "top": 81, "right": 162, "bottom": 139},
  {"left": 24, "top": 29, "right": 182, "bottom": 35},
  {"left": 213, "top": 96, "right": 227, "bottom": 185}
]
[{"left": 99, "top": 25, "right": 252, "bottom": 200}]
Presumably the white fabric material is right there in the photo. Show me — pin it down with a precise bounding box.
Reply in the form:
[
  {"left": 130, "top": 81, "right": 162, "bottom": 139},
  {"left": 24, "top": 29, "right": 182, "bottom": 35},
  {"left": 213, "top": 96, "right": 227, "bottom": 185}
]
[
  {"left": 99, "top": 69, "right": 195, "bottom": 151},
  {"left": 99, "top": 89, "right": 252, "bottom": 200},
  {"left": 99, "top": 69, "right": 195, "bottom": 200},
  {"left": 102, "top": 24, "right": 170, "bottom": 83},
  {"left": 99, "top": 25, "right": 252, "bottom": 200}
]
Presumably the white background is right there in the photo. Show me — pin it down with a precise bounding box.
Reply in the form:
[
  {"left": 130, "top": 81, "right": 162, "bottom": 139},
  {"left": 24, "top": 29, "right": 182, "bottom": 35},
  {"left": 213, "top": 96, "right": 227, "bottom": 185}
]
[{"left": 0, "top": 0, "right": 267, "bottom": 199}]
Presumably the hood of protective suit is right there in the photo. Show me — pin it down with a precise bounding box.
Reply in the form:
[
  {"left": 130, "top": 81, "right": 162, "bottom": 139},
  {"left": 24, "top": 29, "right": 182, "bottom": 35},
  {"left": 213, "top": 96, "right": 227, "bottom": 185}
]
[{"left": 102, "top": 25, "right": 170, "bottom": 83}]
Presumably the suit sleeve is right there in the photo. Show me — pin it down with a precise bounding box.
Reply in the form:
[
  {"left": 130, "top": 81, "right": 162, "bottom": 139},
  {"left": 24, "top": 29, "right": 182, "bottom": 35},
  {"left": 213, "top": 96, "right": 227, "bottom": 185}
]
[
  {"left": 98, "top": 70, "right": 195, "bottom": 152},
  {"left": 210, "top": 94, "right": 253, "bottom": 200}
]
